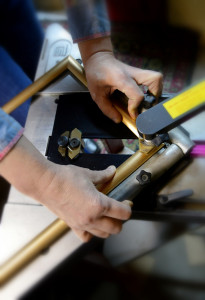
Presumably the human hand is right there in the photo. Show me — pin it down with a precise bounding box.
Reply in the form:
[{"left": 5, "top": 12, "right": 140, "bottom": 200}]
[
  {"left": 40, "top": 164, "right": 132, "bottom": 242},
  {"left": 84, "top": 52, "right": 163, "bottom": 122},
  {"left": 79, "top": 37, "right": 163, "bottom": 123},
  {"left": 0, "top": 136, "right": 131, "bottom": 242}
]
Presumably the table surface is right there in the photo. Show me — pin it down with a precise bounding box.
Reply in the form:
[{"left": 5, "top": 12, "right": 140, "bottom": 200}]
[{"left": 0, "top": 24, "right": 205, "bottom": 299}]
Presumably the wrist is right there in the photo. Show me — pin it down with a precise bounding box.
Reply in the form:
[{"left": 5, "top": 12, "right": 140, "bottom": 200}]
[
  {"left": 78, "top": 36, "right": 113, "bottom": 65},
  {"left": 0, "top": 136, "right": 51, "bottom": 201}
]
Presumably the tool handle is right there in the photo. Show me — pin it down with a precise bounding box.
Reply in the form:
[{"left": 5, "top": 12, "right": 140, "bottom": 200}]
[{"left": 137, "top": 80, "right": 205, "bottom": 139}]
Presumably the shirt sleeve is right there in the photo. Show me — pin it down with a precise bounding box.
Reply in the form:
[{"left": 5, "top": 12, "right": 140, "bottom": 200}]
[
  {"left": 0, "top": 109, "right": 24, "bottom": 161},
  {"left": 65, "top": 0, "right": 111, "bottom": 43}
]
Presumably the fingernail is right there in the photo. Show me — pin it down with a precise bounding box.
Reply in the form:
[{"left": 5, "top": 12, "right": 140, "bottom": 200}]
[
  {"left": 123, "top": 200, "right": 133, "bottom": 207},
  {"left": 107, "top": 165, "right": 116, "bottom": 172},
  {"left": 113, "top": 117, "right": 121, "bottom": 123}
]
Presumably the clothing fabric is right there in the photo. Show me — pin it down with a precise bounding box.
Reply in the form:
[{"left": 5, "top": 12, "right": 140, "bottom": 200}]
[
  {"left": 0, "top": 0, "right": 44, "bottom": 160},
  {"left": 0, "top": 0, "right": 110, "bottom": 161},
  {"left": 0, "top": 108, "right": 23, "bottom": 160},
  {"left": 66, "top": 0, "right": 110, "bottom": 42}
]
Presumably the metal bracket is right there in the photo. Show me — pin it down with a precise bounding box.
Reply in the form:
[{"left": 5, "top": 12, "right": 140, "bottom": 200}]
[{"left": 57, "top": 128, "right": 84, "bottom": 159}]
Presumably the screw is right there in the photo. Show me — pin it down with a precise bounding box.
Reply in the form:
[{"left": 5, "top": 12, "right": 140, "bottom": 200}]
[
  {"left": 58, "top": 135, "right": 69, "bottom": 147},
  {"left": 141, "top": 174, "right": 149, "bottom": 182},
  {"left": 69, "top": 138, "right": 80, "bottom": 149},
  {"left": 136, "top": 170, "right": 151, "bottom": 185}
]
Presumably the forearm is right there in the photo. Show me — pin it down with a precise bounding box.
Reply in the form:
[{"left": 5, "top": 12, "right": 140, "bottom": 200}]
[
  {"left": 0, "top": 135, "right": 131, "bottom": 242},
  {"left": 0, "top": 135, "right": 50, "bottom": 200},
  {"left": 78, "top": 36, "right": 113, "bottom": 64}
]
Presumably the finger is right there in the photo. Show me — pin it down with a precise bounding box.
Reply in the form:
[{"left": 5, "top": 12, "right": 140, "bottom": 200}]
[
  {"left": 73, "top": 229, "right": 93, "bottom": 242},
  {"left": 100, "top": 194, "right": 132, "bottom": 221},
  {"left": 128, "top": 98, "right": 142, "bottom": 119},
  {"left": 88, "top": 216, "right": 123, "bottom": 235},
  {"left": 116, "top": 78, "right": 144, "bottom": 119},
  {"left": 122, "top": 200, "right": 134, "bottom": 208},
  {"left": 95, "top": 94, "right": 122, "bottom": 123},
  {"left": 133, "top": 69, "right": 163, "bottom": 97},
  {"left": 86, "top": 165, "right": 117, "bottom": 186},
  {"left": 86, "top": 228, "right": 110, "bottom": 239}
]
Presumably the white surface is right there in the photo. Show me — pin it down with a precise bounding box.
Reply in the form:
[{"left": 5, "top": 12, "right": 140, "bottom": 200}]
[
  {"left": 35, "top": 23, "right": 87, "bottom": 94},
  {"left": 183, "top": 111, "right": 205, "bottom": 141},
  {"left": 104, "top": 220, "right": 170, "bottom": 266},
  {"left": 0, "top": 205, "right": 82, "bottom": 299}
]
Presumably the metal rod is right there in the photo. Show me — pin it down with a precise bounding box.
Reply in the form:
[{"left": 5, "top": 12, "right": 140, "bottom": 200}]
[
  {"left": 0, "top": 219, "right": 68, "bottom": 286},
  {"left": 2, "top": 56, "right": 86, "bottom": 114},
  {"left": 97, "top": 144, "right": 163, "bottom": 195}
]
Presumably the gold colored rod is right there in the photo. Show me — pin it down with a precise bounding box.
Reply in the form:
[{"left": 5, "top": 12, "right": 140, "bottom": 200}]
[
  {"left": 2, "top": 54, "right": 138, "bottom": 138},
  {"left": 66, "top": 56, "right": 88, "bottom": 87},
  {"left": 98, "top": 144, "right": 163, "bottom": 195},
  {"left": 113, "top": 104, "right": 139, "bottom": 137},
  {"left": 0, "top": 144, "right": 162, "bottom": 286},
  {"left": 2, "top": 56, "right": 86, "bottom": 114},
  {"left": 0, "top": 219, "right": 68, "bottom": 286}
]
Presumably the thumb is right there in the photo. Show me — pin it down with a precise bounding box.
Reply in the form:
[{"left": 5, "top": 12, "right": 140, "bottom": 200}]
[
  {"left": 134, "top": 69, "right": 163, "bottom": 97},
  {"left": 87, "top": 165, "right": 117, "bottom": 186}
]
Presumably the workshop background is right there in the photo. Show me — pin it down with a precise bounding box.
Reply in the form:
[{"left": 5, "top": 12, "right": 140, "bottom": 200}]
[{"left": 1, "top": 0, "right": 205, "bottom": 299}]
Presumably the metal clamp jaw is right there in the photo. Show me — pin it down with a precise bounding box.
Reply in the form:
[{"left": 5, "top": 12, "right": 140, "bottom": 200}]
[{"left": 57, "top": 128, "right": 84, "bottom": 159}]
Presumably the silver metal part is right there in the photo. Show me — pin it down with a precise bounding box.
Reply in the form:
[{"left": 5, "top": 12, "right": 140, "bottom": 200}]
[
  {"left": 108, "top": 144, "right": 184, "bottom": 202},
  {"left": 168, "top": 126, "right": 195, "bottom": 154}
]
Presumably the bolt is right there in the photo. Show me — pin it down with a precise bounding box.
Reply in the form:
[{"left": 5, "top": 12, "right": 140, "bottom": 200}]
[
  {"left": 141, "top": 174, "right": 149, "bottom": 182},
  {"left": 69, "top": 138, "right": 80, "bottom": 149},
  {"left": 136, "top": 170, "right": 151, "bottom": 185},
  {"left": 58, "top": 135, "right": 69, "bottom": 147}
]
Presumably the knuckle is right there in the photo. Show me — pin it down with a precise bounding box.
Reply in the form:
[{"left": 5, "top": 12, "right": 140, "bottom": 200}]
[
  {"left": 110, "top": 222, "right": 122, "bottom": 234},
  {"left": 83, "top": 214, "right": 94, "bottom": 226},
  {"left": 126, "top": 209, "right": 132, "bottom": 219},
  {"left": 114, "top": 222, "right": 123, "bottom": 234},
  {"left": 78, "top": 214, "right": 92, "bottom": 227},
  {"left": 94, "top": 194, "right": 110, "bottom": 216},
  {"left": 82, "top": 234, "right": 92, "bottom": 243},
  {"left": 98, "top": 232, "right": 110, "bottom": 239},
  {"left": 101, "top": 201, "right": 110, "bottom": 216},
  {"left": 154, "top": 72, "right": 163, "bottom": 81}
]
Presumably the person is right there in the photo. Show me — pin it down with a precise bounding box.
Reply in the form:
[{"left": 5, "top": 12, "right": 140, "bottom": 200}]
[{"left": 0, "top": 0, "right": 163, "bottom": 242}]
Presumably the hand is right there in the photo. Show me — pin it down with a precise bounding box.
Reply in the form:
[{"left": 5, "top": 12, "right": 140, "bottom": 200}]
[
  {"left": 41, "top": 164, "right": 131, "bottom": 242},
  {"left": 84, "top": 52, "right": 163, "bottom": 122},
  {"left": 79, "top": 37, "right": 163, "bottom": 123},
  {"left": 0, "top": 136, "right": 131, "bottom": 242}
]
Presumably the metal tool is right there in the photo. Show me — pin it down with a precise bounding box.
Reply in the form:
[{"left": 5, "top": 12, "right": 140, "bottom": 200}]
[{"left": 0, "top": 56, "right": 204, "bottom": 286}]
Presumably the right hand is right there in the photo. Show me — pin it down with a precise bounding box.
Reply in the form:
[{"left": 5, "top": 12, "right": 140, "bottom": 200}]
[
  {"left": 0, "top": 136, "right": 132, "bottom": 242},
  {"left": 40, "top": 164, "right": 132, "bottom": 242}
]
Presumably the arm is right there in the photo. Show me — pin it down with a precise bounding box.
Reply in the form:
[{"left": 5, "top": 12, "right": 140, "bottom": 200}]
[
  {"left": 0, "top": 134, "right": 131, "bottom": 242},
  {"left": 78, "top": 37, "right": 163, "bottom": 122},
  {"left": 66, "top": 0, "right": 163, "bottom": 122}
]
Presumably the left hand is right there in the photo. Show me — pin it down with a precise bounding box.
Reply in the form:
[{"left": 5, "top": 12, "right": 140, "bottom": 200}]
[{"left": 83, "top": 51, "right": 163, "bottom": 123}]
